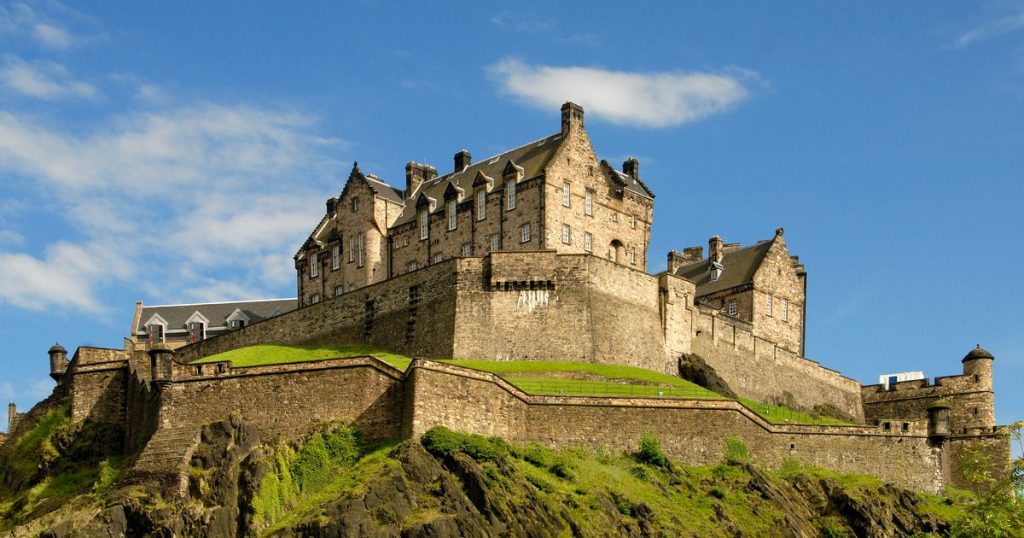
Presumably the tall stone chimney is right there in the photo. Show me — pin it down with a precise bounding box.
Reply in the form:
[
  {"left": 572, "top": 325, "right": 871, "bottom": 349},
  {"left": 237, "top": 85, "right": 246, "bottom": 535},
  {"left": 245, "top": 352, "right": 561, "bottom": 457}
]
[
  {"left": 405, "top": 162, "right": 437, "bottom": 200},
  {"left": 561, "top": 102, "right": 584, "bottom": 135},
  {"left": 623, "top": 157, "right": 639, "bottom": 179},
  {"left": 709, "top": 235, "right": 724, "bottom": 264},
  {"left": 454, "top": 149, "right": 472, "bottom": 172},
  {"left": 7, "top": 403, "right": 16, "bottom": 433},
  {"left": 326, "top": 196, "right": 337, "bottom": 216}
]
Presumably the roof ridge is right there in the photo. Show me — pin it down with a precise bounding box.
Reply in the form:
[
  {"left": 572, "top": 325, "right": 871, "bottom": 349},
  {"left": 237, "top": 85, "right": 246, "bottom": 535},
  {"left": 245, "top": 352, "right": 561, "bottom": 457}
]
[
  {"left": 430, "top": 131, "right": 562, "bottom": 185},
  {"left": 143, "top": 298, "right": 297, "bottom": 308}
]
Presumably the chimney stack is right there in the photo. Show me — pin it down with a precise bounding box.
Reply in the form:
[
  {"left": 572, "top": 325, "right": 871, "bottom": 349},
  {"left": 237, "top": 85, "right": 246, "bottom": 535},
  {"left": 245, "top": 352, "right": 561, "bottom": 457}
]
[
  {"left": 405, "top": 162, "right": 437, "bottom": 200},
  {"left": 623, "top": 157, "right": 639, "bottom": 180},
  {"left": 326, "top": 196, "right": 337, "bottom": 216},
  {"left": 7, "top": 403, "right": 16, "bottom": 433},
  {"left": 709, "top": 235, "right": 724, "bottom": 264},
  {"left": 454, "top": 149, "right": 472, "bottom": 173},
  {"left": 561, "top": 102, "right": 584, "bottom": 135}
]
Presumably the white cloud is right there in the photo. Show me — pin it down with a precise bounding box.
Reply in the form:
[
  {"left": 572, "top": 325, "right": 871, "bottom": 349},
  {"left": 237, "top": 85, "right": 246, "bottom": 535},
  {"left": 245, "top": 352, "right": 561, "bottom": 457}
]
[
  {"left": 33, "top": 22, "right": 74, "bottom": 50},
  {"left": 0, "top": 56, "right": 97, "bottom": 100},
  {"left": 487, "top": 58, "right": 755, "bottom": 128},
  {"left": 954, "top": 7, "right": 1024, "bottom": 48},
  {"left": 0, "top": 2, "right": 95, "bottom": 51},
  {"left": 0, "top": 229, "right": 24, "bottom": 246},
  {"left": 0, "top": 101, "right": 346, "bottom": 313}
]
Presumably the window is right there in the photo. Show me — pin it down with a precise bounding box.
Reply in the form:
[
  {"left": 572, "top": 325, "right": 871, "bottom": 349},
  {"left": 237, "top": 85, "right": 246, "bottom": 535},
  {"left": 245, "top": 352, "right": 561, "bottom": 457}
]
[
  {"left": 521, "top": 223, "right": 531, "bottom": 243},
  {"left": 781, "top": 299, "right": 788, "bottom": 321},
  {"left": 461, "top": 242, "right": 472, "bottom": 257},
  {"left": 419, "top": 209, "right": 429, "bottom": 240},
  {"left": 728, "top": 300, "right": 737, "bottom": 316},
  {"left": 310, "top": 293, "right": 321, "bottom": 304},
  {"left": 357, "top": 232, "right": 365, "bottom": 267},
  {"left": 332, "top": 245, "right": 340, "bottom": 270},
  {"left": 766, "top": 294, "right": 773, "bottom": 317},
  {"left": 476, "top": 190, "right": 486, "bottom": 221},
  {"left": 348, "top": 236, "right": 355, "bottom": 262},
  {"left": 310, "top": 252, "right": 319, "bottom": 277},
  {"left": 433, "top": 252, "right": 443, "bottom": 264},
  {"left": 631, "top": 213, "right": 636, "bottom": 229},
  {"left": 335, "top": 285, "right": 343, "bottom": 297},
  {"left": 351, "top": 197, "right": 358, "bottom": 212},
  {"left": 507, "top": 180, "right": 516, "bottom": 210},
  {"left": 230, "top": 319, "right": 245, "bottom": 329},
  {"left": 583, "top": 232, "right": 592, "bottom": 252},
  {"left": 585, "top": 189, "right": 593, "bottom": 216},
  {"left": 146, "top": 323, "right": 164, "bottom": 344},
  {"left": 406, "top": 261, "right": 418, "bottom": 272},
  {"left": 447, "top": 199, "right": 457, "bottom": 230},
  {"left": 630, "top": 247, "right": 637, "bottom": 265},
  {"left": 187, "top": 321, "right": 206, "bottom": 343},
  {"left": 562, "top": 182, "right": 571, "bottom": 206},
  {"left": 561, "top": 224, "right": 571, "bottom": 245}
]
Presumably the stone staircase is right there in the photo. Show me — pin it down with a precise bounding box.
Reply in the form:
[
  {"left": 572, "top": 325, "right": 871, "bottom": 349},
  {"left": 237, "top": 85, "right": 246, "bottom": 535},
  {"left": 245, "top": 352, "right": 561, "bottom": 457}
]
[{"left": 124, "top": 425, "right": 200, "bottom": 495}]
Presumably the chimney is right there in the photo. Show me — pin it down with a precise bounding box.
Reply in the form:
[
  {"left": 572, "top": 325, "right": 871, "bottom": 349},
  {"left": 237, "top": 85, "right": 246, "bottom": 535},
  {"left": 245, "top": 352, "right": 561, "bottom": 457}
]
[
  {"left": 326, "top": 196, "right": 337, "bottom": 216},
  {"left": 623, "top": 157, "right": 639, "bottom": 179},
  {"left": 454, "top": 149, "right": 471, "bottom": 172},
  {"left": 405, "top": 162, "right": 437, "bottom": 200},
  {"left": 667, "top": 247, "right": 704, "bottom": 273},
  {"left": 7, "top": 403, "right": 16, "bottom": 433},
  {"left": 561, "top": 102, "right": 584, "bottom": 135},
  {"left": 682, "top": 246, "right": 703, "bottom": 263},
  {"left": 709, "top": 235, "right": 724, "bottom": 264}
]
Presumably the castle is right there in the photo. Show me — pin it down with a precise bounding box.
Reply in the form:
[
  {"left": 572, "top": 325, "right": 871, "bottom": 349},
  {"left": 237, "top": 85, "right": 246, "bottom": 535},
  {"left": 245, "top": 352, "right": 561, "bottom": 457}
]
[{"left": 2, "top": 103, "right": 1009, "bottom": 497}]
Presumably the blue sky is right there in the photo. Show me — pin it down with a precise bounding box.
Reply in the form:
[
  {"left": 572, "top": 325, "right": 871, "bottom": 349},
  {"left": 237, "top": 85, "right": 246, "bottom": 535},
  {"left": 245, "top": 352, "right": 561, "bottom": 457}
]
[{"left": 0, "top": 2, "right": 1021, "bottom": 437}]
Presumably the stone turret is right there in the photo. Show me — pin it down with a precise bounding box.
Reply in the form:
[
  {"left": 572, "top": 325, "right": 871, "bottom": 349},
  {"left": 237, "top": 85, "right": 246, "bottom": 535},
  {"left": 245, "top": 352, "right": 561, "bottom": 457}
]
[
  {"left": 149, "top": 344, "right": 175, "bottom": 388},
  {"left": 927, "top": 400, "right": 951, "bottom": 443},
  {"left": 961, "top": 345, "right": 993, "bottom": 390},
  {"left": 48, "top": 342, "right": 68, "bottom": 382}
]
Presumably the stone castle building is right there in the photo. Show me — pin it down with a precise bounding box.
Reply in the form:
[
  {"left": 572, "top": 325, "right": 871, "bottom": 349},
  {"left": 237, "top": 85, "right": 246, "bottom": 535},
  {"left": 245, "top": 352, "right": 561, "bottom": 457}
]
[{"left": 1, "top": 103, "right": 1009, "bottom": 498}]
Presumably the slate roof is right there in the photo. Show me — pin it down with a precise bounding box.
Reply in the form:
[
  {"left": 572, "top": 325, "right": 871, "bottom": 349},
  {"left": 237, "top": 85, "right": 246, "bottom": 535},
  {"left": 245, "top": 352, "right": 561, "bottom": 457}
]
[
  {"left": 673, "top": 240, "right": 773, "bottom": 297},
  {"left": 602, "top": 161, "right": 655, "bottom": 200},
  {"left": 392, "top": 132, "right": 566, "bottom": 226},
  {"left": 136, "top": 298, "right": 297, "bottom": 333},
  {"left": 365, "top": 174, "right": 405, "bottom": 204}
]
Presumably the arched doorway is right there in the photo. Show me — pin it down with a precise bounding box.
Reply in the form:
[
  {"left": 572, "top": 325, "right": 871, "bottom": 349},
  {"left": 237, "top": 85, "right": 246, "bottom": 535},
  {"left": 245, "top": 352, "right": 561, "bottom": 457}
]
[{"left": 609, "top": 240, "right": 625, "bottom": 264}]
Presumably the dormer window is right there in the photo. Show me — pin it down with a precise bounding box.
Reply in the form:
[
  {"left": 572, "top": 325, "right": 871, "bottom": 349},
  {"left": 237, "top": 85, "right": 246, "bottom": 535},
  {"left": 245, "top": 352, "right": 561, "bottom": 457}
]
[
  {"left": 419, "top": 209, "right": 429, "bottom": 240},
  {"left": 226, "top": 308, "right": 250, "bottom": 331},
  {"left": 507, "top": 180, "right": 517, "bottom": 210},
  {"left": 709, "top": 261, "right": 723, "bottom": 282},
  {"left": 187, "top": 321, "right": 206, "bottom": 343},
  {"left": 310, "top": 252, "right": 319, "bottom": 278},
  {"left": 230, "top": 319, "right": 245, "bottom": 329},
  {"left": 447, "top": 199, "right": 457, "bottom": 230},
  {"left": 146, "top": 323, "right": 164, "bottom": 344},
  {"left": 476, "top": 190, "right": 486, "bottom": 221}
]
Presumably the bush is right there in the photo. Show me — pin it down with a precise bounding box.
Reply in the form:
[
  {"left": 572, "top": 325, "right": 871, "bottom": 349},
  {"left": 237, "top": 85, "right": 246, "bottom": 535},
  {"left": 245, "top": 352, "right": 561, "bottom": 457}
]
[
  {"left": 709, "top": 486, "right": 726, "bottom": 499},
  {"left": 549, "top": 460, "right": 576, "bottom": 481},
  {"left": 630, "top": 465, "right": 650, "bottom": 480},
  {"left": 724, "top": 437, "right": 749, "bottom": 464},
  {"left": 636, "top": 432, "right": 669, "bottom": 468},
  {"left": 523, "top": 444, "right": 552, "bottom": 468},
  {"left": 420, "top": 426, "right": 508, "bottom": 462}
]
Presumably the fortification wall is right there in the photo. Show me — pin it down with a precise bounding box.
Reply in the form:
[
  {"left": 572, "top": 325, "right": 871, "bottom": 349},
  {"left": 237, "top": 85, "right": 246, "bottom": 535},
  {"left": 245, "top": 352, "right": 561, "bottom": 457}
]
[
  {"left": 156, "top": 357, "right": 405, "bottom": 442},
  {"left": 407, "top": 361, "right": 943, "bottom": 492},
  {"left": 174, "top": 259, "right": 460, "bottom": 362},
  {"left": 690, "top": 307, "right": 864, "bottom": 421},
  {"left": 862, "top": 371, "right": 996, "bottom": 436},
  {"left": 124, "top": 363, "right": 160, "bottom": 454},
  {"left": 66, "top": 349, "right": 130, "bottom": 426}
]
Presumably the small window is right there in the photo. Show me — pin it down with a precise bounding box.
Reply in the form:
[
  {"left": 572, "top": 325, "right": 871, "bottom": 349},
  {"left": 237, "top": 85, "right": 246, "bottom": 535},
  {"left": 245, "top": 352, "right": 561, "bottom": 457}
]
[
  {"left": 310, "top": 293, "right": 321, "bottom": 304},
  {"left": 507, "top": 180, "right": 516, "bottom": 210},
  {"left": 335, "top": 285, "right": 343, "bottom": 296},
  {"left": 348, "top": 236, "right": 355, "bottom": 262},
  {"left": 631, "top": 213, "right": 636, "bottom": 229},
  {"left": 406, "top": 261, "right": 418, "bottom": 272},
  {"left": 728, "top": 300, "right": 737, "bottom": 316},
  {"left": 419, "top": 209, "right": 429, "bottom": 240},
  {"left": 332, "top": 245, "right": 340, "bottom": 270},
  {"left": 973, "top": 407, "right": 978, "bottom": 415},
  {"left": 521, "top": 223, "right": 531, "bottom": 243},
  {"left": 476, "top": 190, "right": 486, "bottom": 221},
  {"left": 447, "top": 199, "right": 457, "bottom": 231},
  {"left": 433, "top": 253, "right": 443, "bottom": 264},
  {"left": 403, "top": 236, "right": 410, "bottom": 247},
  {"left": 584, "top": 189, "right": 593, "bottom": 216},
  {"left": 562, "top": 182, "right": 571, "bottom": 206},
  {"left": 188, "top": 321, "right": 206, "bottom": 343},
  {"left": 561, "top": 224, "right": 571, "bottom": 245},
  {"left": 902, "top": 422, "right": 909, "bottom": 432},
  {"left": 490, "top": 234, "right": 500, "bottom": 252},
  {"left": 357, "top": 233, "right": 365, "bottom": 267},
  {"left": 630, "top": 248, "right": 637, "bottom": 265},
  {"left": 974, "top": 374, "right": 980, "bottom": 383},
  {"left": 230, "top": 319, "right": 246, "bottom": 330},
  {"left": 766, "top": 294, "right": 773, "bottom": 317},
  {"left": 310, "top": 252, "right": 319, "bottom": 277},
  {"left": 583, "top": 232, "right": 592, "bottom": 252},
  {"left": 461, "top": 242, "right": 472, "bottom": 257},
  {"left": 883, "top": 422, "right": 891, "bottom": 431},
  {"left": 781, "top": 299, "right": 789, "bottom": 321},
  {"left": 147, "top": 324, "right": 164, "bottom": 344},
  {"left": 351, "top": 197, "right": 358, "bottom": 212}
]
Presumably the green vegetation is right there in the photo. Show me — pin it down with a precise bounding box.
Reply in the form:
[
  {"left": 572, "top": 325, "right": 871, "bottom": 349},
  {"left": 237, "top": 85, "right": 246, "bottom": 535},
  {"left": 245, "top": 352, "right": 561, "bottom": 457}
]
[
  {"left": 739, "top": 397, "right": 852, "bottom": 425},
  {"left": 724, "top": 437, "right": 750, "bottom": 464},
  {"left": 420, "top": 426, "right": 510, "bottom": 462},
  {"left": 635, "top": 432, "right": 669, "bottom": 468},
  {"left": 252, "top": 425, "right": 368, "bottom": 530},
  {"left": 193, "top": 343, "right": 413, "bottom": 370},
  {"left": 945, "top": 421, "right": 1024, "bottom": 537}
]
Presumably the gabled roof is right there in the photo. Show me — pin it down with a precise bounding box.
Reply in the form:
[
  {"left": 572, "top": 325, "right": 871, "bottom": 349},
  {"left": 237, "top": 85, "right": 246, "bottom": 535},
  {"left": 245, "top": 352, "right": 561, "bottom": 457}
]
[
  {"left": 673, "top": 241, "right": 773, "bottom": 297},
  {"left": 135, "top": 298, "right": 297, "bottom": 333},
  {"left": 365, "top": 174, "right": 405, "bottom": 204},
  {"left": 601, "top": 160, "right": 654, "bottom": 199},
  {"left": 392, "top": 132, "right": 565, "bottom": 226}
]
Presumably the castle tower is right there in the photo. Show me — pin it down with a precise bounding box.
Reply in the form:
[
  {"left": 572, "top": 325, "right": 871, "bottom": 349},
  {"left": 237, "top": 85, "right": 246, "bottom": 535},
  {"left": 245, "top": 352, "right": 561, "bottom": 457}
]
[
  {"left": 48, "top": 342, "right": 68, "bottom": 382},
  {"left": 961, "top": 344, "right": 994, "bottom": 389},
  {"left": 960, "top": 345, "right": 996, "bottom": 433}
]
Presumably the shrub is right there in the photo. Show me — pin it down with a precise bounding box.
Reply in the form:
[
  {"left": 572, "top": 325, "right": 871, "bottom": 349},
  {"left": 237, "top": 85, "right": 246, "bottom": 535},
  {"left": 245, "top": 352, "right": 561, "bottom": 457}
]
[
  {"left": 549, "top": 460, "right": 576, "bottom": 481},
  {"left": 636, "top": 432, "right": 669, "bottom": 468},
  {"left": 420, "top": 426, "right": 507, "bottom": 462},
  {"left": 523, "top": 444, "right": 552, "bottom": 468},
  {"left": 630, "top": 465, "right": 650, "bottom": 480},
  {"left": 709, "top": 486, "right": 727, "bottom": 499},
  {"left": 724, "top": 437, "right": 749, "bottom": 464}
]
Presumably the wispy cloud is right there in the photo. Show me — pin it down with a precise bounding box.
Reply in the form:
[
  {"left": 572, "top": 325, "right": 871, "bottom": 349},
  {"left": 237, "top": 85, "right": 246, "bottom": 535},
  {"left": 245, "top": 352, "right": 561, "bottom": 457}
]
[
  {"left": 0, "top": 101, "right": 346, "bottom": 313},
  {"left": 490, "top": 11, "right": 599, "bottom": 47},
  {"left": 953, "top": 6, "right": 1024, "bottom": 48},
  {"left": 487, "top": 58, "right": 756, "bottom": 128},
  {"left": 0, "top": 1, "right": 97, "bottom": 51},
  {"left": 0, "top": 56, "right": 97, "bottom": 100}
]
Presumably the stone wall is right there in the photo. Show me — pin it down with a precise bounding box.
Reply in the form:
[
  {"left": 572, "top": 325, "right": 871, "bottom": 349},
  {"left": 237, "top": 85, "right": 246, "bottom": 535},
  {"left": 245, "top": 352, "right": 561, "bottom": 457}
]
[
  {"left": 66, "top": 349, "right": 130, "bottom": 426},
  {"left": 124, "top": 363, "right": 160, "bottom": 454},
  {"left": 691, "top": 306, "right": 864, "bottom": 420}
]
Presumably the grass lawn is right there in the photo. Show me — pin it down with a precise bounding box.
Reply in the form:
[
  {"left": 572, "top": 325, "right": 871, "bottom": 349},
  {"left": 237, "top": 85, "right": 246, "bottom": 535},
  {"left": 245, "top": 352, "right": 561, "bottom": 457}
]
[
  {"left": 739, "top": 397, "right": 851, "bottom": 426},
  {"left": 191, "top": 344, "right": 413, "bottom": 371}
]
